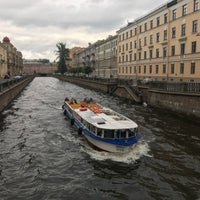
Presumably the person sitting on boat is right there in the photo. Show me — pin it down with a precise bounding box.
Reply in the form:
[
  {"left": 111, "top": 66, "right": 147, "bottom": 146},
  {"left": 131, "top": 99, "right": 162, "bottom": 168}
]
[{"left": 70, "top": 98, "right": 74, "bottom": 104}]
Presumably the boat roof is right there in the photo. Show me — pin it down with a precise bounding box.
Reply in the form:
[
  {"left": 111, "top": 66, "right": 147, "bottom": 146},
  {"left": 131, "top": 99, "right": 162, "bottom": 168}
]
[{"left": 66, "top": 100, "right": 138, "bottom": 130}]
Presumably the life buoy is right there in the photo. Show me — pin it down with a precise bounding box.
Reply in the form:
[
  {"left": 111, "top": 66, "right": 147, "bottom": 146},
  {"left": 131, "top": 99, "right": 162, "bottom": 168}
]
[
  {"left": 80, "top": 107, "right": 87, "bottom": 111},
  {"left": 93, "top": 108, "right": 102, "bottom": 113}
]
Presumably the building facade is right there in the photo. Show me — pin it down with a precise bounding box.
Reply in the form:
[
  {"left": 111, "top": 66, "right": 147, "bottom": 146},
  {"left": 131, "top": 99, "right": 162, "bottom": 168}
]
[
  {"left": 96, "top": 35, "right": 118, "bottom": 78},
  {"left": 2, "top": 36, "right": 23, "bottom": 77},
  {"left": 117, "top": 0, "right": 200, "bottom": 82},
  {"left": 23, "top": 59, "right": 57, "bottom": 74},
  {"left": 0, "top": 41, "right": 7, "bottom": 78}
]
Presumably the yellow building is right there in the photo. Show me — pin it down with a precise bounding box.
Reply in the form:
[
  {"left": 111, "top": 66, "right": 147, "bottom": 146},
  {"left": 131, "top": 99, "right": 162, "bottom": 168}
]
[
  {"left": 0, "top": 41, "right": 8, "bottom": 78},
  {"left": 2, "top": 36, "right": 23, "bottom": 76},
  {"left": 117, "top": 0, "right": 200, "bottom": 82}
]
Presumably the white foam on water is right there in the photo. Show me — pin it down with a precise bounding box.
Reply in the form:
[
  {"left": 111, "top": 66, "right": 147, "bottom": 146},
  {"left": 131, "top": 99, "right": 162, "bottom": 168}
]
[{"left": 81, "top": 140, "right": 151, "bottom": 164}]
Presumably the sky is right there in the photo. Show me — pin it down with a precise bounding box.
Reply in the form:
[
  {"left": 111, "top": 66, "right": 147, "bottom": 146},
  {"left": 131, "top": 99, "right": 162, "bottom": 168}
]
[{"left": 0, "top": 0, "right": 168, "bottom": 62}]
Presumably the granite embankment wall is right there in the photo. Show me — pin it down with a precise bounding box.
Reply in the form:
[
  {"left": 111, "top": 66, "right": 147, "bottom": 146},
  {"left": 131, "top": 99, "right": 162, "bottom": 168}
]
[
  {"left": 0, "top": 76, "right": 34, "bottom": 112},
  {"left": 55, "top": 75, "right": 200, "bottom": 118}
]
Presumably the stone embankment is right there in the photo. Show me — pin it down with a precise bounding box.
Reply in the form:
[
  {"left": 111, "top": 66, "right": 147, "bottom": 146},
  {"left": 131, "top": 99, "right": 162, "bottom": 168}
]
[
  {"left": 0, "top": 76, "right": 34, "bottom": 112},
  {"left": 54, "top": 75, "right": 200, "bottom": 118}
]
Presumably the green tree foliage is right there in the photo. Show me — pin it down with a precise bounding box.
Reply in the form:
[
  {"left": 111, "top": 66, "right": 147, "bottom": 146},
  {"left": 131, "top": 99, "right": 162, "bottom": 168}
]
[
  {"left": 39, "top": 59, "right": 50, "bottom": 64},
  {"left": 56, "top": 42, "right": 70, "bottom": 74},
  {"left": 68, "top": 66, "right": 94, "bottom": 76}
]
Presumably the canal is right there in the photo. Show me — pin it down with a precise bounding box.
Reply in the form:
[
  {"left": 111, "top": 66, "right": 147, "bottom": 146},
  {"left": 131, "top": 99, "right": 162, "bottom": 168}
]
[{"left": 0, "top": 77, "right": 199, "bottom": 200}]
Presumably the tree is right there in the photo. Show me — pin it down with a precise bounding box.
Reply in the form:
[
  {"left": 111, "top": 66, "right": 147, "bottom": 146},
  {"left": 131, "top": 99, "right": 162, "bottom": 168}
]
[
  {"left": 83, "top": 66, "right": 93, "bottom": 75},
  {"left": 55, "top": 42, "right": 70, "bottom": 74}
]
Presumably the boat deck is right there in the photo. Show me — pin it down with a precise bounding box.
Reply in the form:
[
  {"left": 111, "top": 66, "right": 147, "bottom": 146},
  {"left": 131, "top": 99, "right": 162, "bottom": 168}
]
[
  {"left": 65, "top": 99, "right": 138, "bottom": 130},
  {"left": 67, "top": 100, "right": 102, "bottom": 112}
]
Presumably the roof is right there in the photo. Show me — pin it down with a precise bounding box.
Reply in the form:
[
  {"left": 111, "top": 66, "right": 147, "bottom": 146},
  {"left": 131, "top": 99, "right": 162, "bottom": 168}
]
[{"left": 67, "top": 100, "right": 138, "bottom": 130}]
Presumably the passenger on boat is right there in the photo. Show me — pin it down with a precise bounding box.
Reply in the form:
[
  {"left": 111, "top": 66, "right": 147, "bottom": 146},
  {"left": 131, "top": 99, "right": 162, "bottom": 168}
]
[{"left": 70, "top": 98, "right": 74, "bottom": 104}]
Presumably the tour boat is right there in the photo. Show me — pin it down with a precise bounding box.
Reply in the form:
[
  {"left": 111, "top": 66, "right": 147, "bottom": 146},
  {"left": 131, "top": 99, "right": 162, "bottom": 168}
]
[{"left": 62, "top": 98, "right": 140, "bottom": 153}]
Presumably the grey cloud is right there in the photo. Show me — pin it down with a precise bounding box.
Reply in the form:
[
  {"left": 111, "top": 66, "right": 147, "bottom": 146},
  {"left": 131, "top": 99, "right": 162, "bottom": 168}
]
[{"left": 0, "top": 0, "right": 166, "bottom": 61}]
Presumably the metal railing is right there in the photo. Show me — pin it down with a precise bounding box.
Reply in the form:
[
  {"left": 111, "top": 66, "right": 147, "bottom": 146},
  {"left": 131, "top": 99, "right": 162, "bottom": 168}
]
[
  {"left": 150, "top": 82, "right": 200, "bottom": 93},
  {"left": 0, "top": 76, "right": 27, "bottom": 92}
]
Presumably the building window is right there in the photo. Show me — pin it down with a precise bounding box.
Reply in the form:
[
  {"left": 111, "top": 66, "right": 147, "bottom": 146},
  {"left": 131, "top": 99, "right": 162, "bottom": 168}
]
[
  {"left": 130, "top": 66, "right": 132, "bottom": 74},
  {"left": 144, "top": 51, "right": 147, "bottom": 59},
  {"left": 122, "top": 44, "right": 124, "bottom": 52},
  {"left": 180, "top": 43, "right": 185, "bottom": 55},
  {"left": 144, "top": 23, "right": 147, "bottom": 31},
  {"left": 194, "top": 0, "right": 199, "bottom": 11},
  {"left": 156, "top": 48, "right": 159, "bottom": 58},
  {"left": 130, "top": 30, "right": 133, "bottom": 37},
  {"left": 191, "top": 41, "right": 196, "bottom": 53},
  {"left": 149, "top": 65, "right": 152, "bottom": 74},
  {"left": 150, "top": 35, "right": 153, "bottom": 44},
  {"left": 122, "top": 33, "right": 124, "bottom": 40},
  {"left": 139, "top": 66, "right": 141, "bottom": 73},
  {"left": 180, "top": 63, "right": 184, "bottom": 74},
  {"left": 119, "top": 35, "right": 121, "bottom": 41},
  {"left": 129, "top": 54, "right": 132, "bottom": 62},
  {"left": 126, "top": 55, "right": 128, "bottom": 62},
  {"left": 149, "top": 49, "right": 153, "bottom": 60},
  {"left": 144, "top": 65, "right": 146, "bottom": 74},
  {"left": 171, "top": 64, "right": 174, "bottom": 74},
  {"left": 164, "top": 30, "right": 167, "bottom": 40},
  {"left": 126, "top": 43, "right": 128, "bottom": 51},
  {"left": 134, "top": 41, "right": 137, "bottom": 48},
  {"left": 126, "top": 32, "right": 128, "bottom": 39},
  {"left": 164, "top": 13, "right": 168, "bottom": 24},
  {"left": 139, "top": 39, "right": 141, "bottom": 48},
  {"left": 130, "top": 41, "right": 132, "bottom": 50},
  {"left": 192, "top": 20, "right": 198, "bottom": 33},
  {"left": 182, "top": 4, "right": 187, "bottom": 16},
  {"left": 139, "top": 25, "right": 142, "bottom": 33},
  {"left": 171, "top": 45, "right": 175, "bottom": 56},
  {"left": 134, "top": 53, "right": 137, "bottom": 61},
  {"left": 172, "top": 9, "right": 176, "bottom": 20},
  {"left": 119, "top": 46, "right": 121, "bottom": 53},
  {"left": 144, "top": 37, "right": 147, "bottom": 46},
  {"left": 150, "top": 20, "right": 153, "bottom": 29},
  {"left": 134, "top": 28, "right": 137, "bottom": 35},
  {"left": 163, "top": 64, "right": 166, "bottom": 74},
  {"left": 139, "top": 52, "right": 141, "bottom": 60},
  {"left": 122, "top": 55, "right": 124, "bottom": 63},
  {"left": 191, "top": 62, "right": 195, "bottom": 74},
  {"left": 134, "top": 66, "right": 136, "bottom": 73},
  {"left": 181, "top": 24, "right": 186, "bottom": 36},
  {"left": 156, "top": 32, "right": 160, "bottom": 42},
  {"left": 119, "top": 56, "right": 121, "bottom": 63},
  {"left": 156, "top": 65, "right": 159, "bottom": 74},
  {"left": 172, "top": 27, "right": 176, "bottom": 38},
  {"left": 163, "top": 47, "right": 167, "bottom": 57},
  {"left": 157, "top": 17, "right": 160, "bottom": 26}
]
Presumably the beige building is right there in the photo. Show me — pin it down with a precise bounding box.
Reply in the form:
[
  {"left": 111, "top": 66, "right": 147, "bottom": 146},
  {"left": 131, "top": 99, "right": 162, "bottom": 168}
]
[
  {"left": 0, "top": 41, "right": 7, "bottom": 78},
  {"left": 2, "top": 36, "right": 23, "bottom": 76},
  {"left": 117, "top": 0, "right": 200, "bottom": 82},
  {"left": 96, "top": 35, "right": 118, "bottom": 78}
]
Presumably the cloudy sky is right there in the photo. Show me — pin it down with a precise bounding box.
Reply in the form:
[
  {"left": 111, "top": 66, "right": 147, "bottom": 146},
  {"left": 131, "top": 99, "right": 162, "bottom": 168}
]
[{"left": 0, "top": 0, "right": 168, "bottom": 62}]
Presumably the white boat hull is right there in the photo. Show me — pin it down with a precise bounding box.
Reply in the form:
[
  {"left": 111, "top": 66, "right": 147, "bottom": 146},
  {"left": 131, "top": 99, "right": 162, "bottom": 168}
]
[{"left": 83, "top": 133, "right": 132, "bottom": 153}]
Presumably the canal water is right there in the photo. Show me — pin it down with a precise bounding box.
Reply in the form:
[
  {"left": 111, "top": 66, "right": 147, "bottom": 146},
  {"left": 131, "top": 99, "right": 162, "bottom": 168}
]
[{"left": 0, "top": 77, "right": 199, "bottom": 200}]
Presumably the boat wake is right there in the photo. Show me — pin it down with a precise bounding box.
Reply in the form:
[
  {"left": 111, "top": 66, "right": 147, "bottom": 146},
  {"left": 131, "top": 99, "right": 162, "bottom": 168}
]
[{"left": 81, "top": 140, "right": 151, "bottom": 164}]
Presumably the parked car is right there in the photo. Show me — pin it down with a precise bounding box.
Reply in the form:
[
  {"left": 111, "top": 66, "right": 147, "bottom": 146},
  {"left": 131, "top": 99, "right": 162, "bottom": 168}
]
[{"left": 141, "top": 78, "right": 153, "bottom": 84}]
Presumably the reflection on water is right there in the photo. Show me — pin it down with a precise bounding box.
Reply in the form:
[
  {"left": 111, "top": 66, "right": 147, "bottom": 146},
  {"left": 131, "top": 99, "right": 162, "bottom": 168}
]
[{"left": 0, "top": 77, "right": 199, "bottom": 200}]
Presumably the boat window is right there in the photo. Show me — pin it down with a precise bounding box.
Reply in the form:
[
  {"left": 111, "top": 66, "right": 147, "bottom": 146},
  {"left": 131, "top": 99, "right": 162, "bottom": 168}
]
[
  {"left": 104, "top": 129, "right": 114, "bottom": 138},
  {"left": 97, "top": 128, "right": 102, "bottom": 137},
  {"left": 90, "top": 125, "right": 95, "bottom": 133},
  {"left": 127, "top": 128, "right": 137, "bottom": 137}
]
